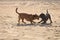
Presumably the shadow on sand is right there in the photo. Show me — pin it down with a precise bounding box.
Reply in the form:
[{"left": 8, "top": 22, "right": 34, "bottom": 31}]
[{"left": 16, "top": 23, "right": 52, "bottom": 27}]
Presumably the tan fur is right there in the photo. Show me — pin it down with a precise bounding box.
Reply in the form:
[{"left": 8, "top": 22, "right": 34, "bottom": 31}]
[{"left": 16, "top": 8, "right": 39, "bottom": 24}]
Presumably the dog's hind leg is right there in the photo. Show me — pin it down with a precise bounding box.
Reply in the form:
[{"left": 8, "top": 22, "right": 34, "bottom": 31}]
[
  {"left": 17, "top": 16, "right": 20, "bottom": 25},
  {"left": 49, "top": 18, "right": 52, "bottom": 23},
  {"left": 22, "top": 19, "right": 26, "bottom": 24},
  {"left": 18, "top": 17, "right": 20, "bottom": 24}
]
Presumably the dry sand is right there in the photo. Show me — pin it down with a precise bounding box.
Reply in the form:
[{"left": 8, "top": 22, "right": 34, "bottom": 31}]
[{"left": 0, "top": 1, "right": 60, "bottom": 40}]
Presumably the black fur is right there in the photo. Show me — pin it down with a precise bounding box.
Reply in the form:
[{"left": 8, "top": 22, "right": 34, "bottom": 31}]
[{"left": 38, "top": 10, "right": 52, "bottom": 24}]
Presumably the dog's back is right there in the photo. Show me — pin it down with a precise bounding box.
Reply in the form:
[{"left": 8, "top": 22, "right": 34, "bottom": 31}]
[{"left": 16, "top": 8, "right": 32, "bottom": 19}]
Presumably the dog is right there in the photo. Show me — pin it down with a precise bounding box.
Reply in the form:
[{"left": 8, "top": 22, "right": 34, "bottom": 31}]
[
  {"left": 38, "top": 10, "right": 52, "bottom": 24},
  {"left": 16, "top": 8, "right": 39, "bottom": 24}
]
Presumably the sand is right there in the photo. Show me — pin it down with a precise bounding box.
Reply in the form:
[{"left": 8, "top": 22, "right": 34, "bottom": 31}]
[{"left": 0, "top": 1, "right": 60, "bottom": 40}]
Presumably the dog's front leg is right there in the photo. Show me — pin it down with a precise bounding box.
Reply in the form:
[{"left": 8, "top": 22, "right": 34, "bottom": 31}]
[
  {"left": 38, "top": 20, "right": 43, "bottom": 23},
  {"left": 32, "top": 21, "right": 36, "bottom": 24},
  {"left": 30, "top": 21, "right": 34, "bottom": 24},
  {"left": 30, "top": 21, "right": 36, "bottom": 24}
]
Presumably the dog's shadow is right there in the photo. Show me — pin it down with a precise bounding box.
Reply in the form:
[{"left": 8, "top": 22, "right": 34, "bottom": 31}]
[
  {"left": 17, "top": 23, "right": 33, "bottom": 26},
  {"left": 39, "top": 23, "right": 52, "bottom": 27},
  {"left": 16, "top": 23, "right": 52, "bottom": 27}
]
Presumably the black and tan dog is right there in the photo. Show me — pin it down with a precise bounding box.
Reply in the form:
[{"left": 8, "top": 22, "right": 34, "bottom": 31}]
[
  {"left": 38, "top": 10, "right": 52, "bottom": 24},
  {"left": 16, "top": 8, "right": 39, "bottom": 24}
]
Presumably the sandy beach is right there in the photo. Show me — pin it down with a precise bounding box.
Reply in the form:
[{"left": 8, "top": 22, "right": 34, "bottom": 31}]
[{"left": 0, "top": 0, "right": 60, "bottom": 40}]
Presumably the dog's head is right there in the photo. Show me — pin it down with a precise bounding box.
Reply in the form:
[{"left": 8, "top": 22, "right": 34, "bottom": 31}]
[
  {"left": 33, "top": 14, "right": 39, "bottom": 20},
  {"left": 39, "top": 13, "right": 46, "bottom": 18}
]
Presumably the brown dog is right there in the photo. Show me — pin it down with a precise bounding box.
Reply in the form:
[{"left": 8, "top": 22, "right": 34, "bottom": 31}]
[{"left": 16, "top": 8, "right": 39, "bottom": 24}]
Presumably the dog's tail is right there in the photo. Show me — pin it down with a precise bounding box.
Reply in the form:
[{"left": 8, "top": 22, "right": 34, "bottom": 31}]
[{"left": 16, "top": 8, "right": 20, "bottom": 14}]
